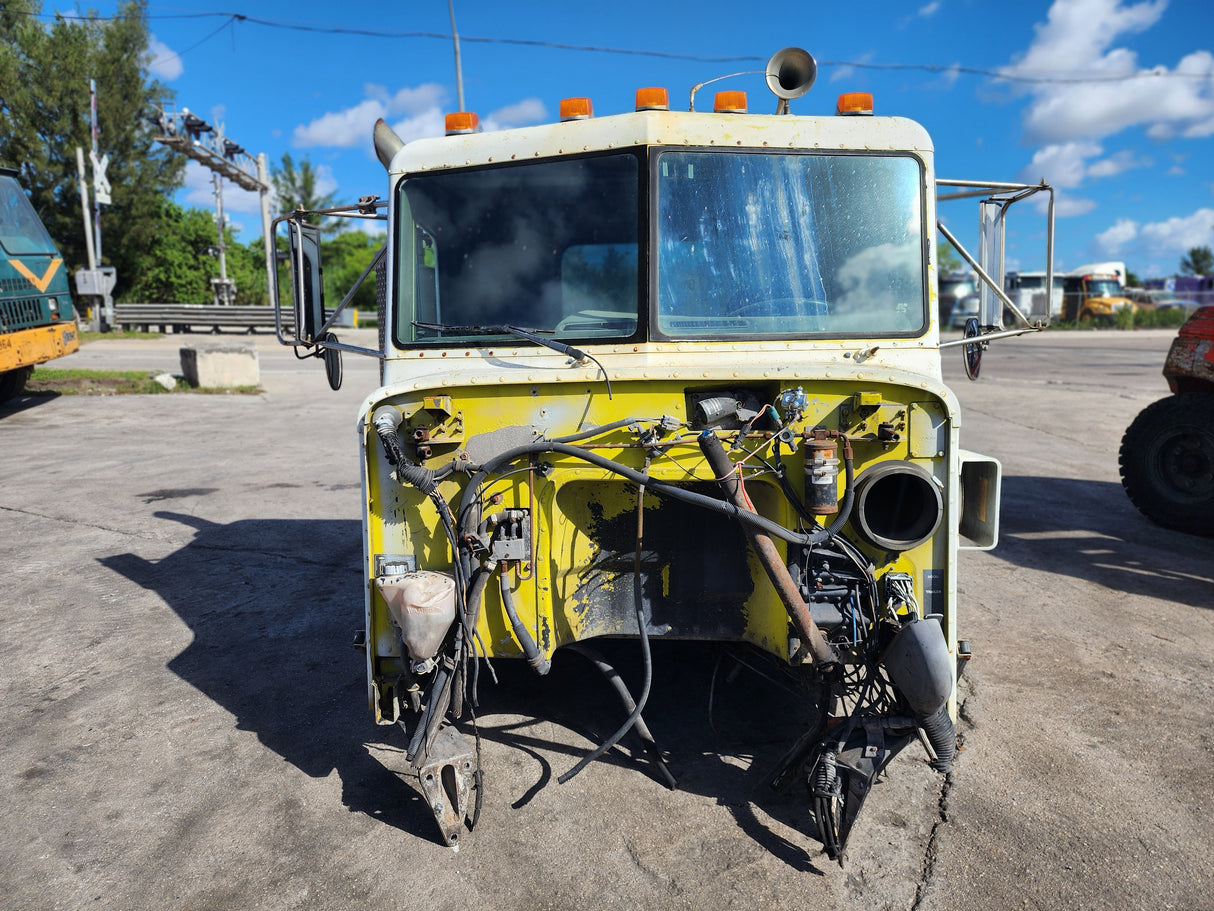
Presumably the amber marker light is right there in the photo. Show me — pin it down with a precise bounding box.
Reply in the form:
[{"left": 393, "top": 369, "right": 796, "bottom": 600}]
[
  {"left": 635, "top": 87, "right": 670, "bottom": 111},
  {"left": 836, "top": 92, "right": 874, "bottom": 115},
  {"left": 444, "top": 111, "right": 480, "bottom": 135},
  {"left": 713, "top": 91, "right": 748, "bottom": 113},
  {"left": 560, "top": 97, "right": 594, "bottom": 121}
]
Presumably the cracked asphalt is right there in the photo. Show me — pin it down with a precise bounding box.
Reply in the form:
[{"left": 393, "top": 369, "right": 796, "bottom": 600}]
[{"left": 1, "top": 328, "right": 1210, "bottom": 910}]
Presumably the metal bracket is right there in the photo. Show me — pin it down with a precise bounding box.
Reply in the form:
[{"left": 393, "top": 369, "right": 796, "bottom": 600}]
[
  {"left": 375, "top": 553, "right": 417, "bottom": 576},
  {"left": 415, "top": 724, "right": 477, "bottom": 849}
]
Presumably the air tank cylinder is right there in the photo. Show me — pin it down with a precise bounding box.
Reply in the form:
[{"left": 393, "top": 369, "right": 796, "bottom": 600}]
[{"left": 804, "top": 435, "right": 841, "bottom": 515}]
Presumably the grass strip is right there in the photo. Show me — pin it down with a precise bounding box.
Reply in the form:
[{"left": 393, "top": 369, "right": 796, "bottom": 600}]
[{"left": 28, "top": 368, "right": 260, "bottom": 396}]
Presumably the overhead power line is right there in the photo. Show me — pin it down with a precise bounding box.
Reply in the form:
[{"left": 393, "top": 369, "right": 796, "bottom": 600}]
[{"left": 11, "top": 6, "right": 1214, "bottom": 85}]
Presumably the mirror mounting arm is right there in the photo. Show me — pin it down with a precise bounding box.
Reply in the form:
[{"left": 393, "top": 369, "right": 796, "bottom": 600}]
[{"left": 936, "top": 221, "right": 1033, "bottom": 330}]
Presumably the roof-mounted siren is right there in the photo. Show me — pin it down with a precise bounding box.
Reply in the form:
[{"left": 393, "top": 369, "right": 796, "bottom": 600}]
[{"left": 765, "top": 47, "right": 817, "bottom": 114}]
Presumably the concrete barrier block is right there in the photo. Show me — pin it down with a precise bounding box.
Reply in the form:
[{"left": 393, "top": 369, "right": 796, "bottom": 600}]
[{"left": 179, "top": 343, "right": 260, "bottom": 388}]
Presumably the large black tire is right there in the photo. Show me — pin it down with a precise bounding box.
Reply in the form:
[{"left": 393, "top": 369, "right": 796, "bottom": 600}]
[
  {"left": 0, "top": 367, "right": 32, "bottom": 403},
  {"left": 1119, "top": 393, "right": 1214, "bottom": 535}
]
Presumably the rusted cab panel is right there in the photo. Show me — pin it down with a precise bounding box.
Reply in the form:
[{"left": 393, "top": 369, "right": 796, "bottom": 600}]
[{"left": 1164, "top": 306, "right": 1214, "bottom": 393}]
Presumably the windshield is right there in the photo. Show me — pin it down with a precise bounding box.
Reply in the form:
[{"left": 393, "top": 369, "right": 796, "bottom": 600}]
[
  {"left": 0, "top": 175, "right": 56, "bottom": 256},
  {"left": 397, "top": 153, "right": 640, "bottom": 346},
  {"left": 655, "top": 151, "right": 925, "bottom": 338},
  {"left": 1086, "top": 278, "right": 1122, "bottom": 298}
]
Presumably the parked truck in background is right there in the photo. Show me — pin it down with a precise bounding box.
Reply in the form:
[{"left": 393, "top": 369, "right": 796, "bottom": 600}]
[
  {"left": 272, "top": 48, "right": 1054, "bottom": 864},
  {"left": 1145, "top": 274, "right": 1214, "bottom": 308},
  {"left": 1005, "top": 270, "right": 1064, "bottom": 323},
  {"left": 0, "top": 167, "right": 79, "bottom": 401},
  {"left": 1061, "top": 271, "right": 1134, "bottom": 324}
]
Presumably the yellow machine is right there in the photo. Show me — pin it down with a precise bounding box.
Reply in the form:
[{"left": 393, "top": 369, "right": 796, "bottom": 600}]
[{"left": 274, "top": 48, "right": 1053, "bottom": 863}]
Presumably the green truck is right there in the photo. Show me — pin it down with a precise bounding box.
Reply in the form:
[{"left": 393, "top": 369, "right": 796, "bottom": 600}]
[{"left": 0, "top": 166, "right": 79, "bottom": 401}]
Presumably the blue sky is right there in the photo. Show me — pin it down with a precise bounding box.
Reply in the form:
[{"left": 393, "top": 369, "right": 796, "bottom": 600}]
[{"left": 90, "top": 0, "right": 1214, "bottom": 278}]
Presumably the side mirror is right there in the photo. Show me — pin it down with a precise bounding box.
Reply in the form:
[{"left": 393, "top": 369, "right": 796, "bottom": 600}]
[
  {"left": 288, "top": 220, "right": 324, "bottom": 343},
  {"left": 978, "top": 198, "right": 1007, "bottom": 329}
]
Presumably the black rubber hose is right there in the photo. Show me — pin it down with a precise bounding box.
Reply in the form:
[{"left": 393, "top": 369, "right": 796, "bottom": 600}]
[
  {"left": 549, "top": 417, "right": 658, "bottom": 445},
  {"left": 407, "top": 662, "right": 451, "bottom": 763},
  {"left": 399, "top": 462, "right": 438, "bottom": 495},
  {"left": 499, "top": 573, "right": 550, "bottom": 675},
  {"left": 458, "top": 440, "right": 828, "bottom": 548},
  {"left": 918, "top": 704, "right": 956, "bottom": 773},
  {"left": 451, "top": 565, "right": 493, "bottom": 718},
  {"left": 558, "top": 467, "right": 654, "bottom": 785},
  {"left": 565, "top": 642, "right": 678, "bottom": 790},
  {"left": 375, "top": 423, "right": 407, "bottom": 468}
]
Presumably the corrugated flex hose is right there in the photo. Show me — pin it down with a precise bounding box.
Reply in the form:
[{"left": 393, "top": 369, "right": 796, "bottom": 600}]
[{"left": 919, "top": 705, "right": 956, "bottom": 773}]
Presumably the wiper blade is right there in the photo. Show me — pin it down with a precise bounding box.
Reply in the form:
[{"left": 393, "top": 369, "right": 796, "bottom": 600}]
[
  {"left": 413, "top": 321, "right": 588, "bottom": 361},
  {"left": 412, "top": 321, "right": 612, "bottom": 399}
]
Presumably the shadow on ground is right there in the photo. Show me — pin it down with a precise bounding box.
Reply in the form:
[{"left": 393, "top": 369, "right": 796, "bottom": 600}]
[
  {"left": 99, "top": 512, "right": 837, "bottom": 871},
  {"left": 999, "top": 476, "right": 1213, "bottom": 605},
  {"left": 0, "top": 391, "right": 60, "bottom": 416}
]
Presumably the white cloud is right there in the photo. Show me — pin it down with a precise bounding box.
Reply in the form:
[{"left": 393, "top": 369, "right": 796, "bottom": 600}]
[
  {"left": 1000, "top": 0, "right": 1214, "bottom": 144},
  {"left": 295, "top": 99, "right": 393, "bottom": 148},
  {"left": 145, "top": 35, "right": 182, "bottom": 81},
  {"left": 294, "top": 84, "right": 447, "bottom": 148},
  {"left": 1016, "top": 140, "right": 1149, "bottom": 214},
  {"left": 1053, "top": 193, "right": 1099, "bottom": 217},
  {"left": 1092, "top": 207, "right": 1214, "bottom": 268},
  {"left": 1086, "top": 148, "right": 1149, "bottom": 178},
  {"left": 1139, "top": 207, "right": 1214, "bottom": 254},
  {"left": 937, "top": 64, "right": 963, "bottom": 90},
  {"left": 919, "top": 1, "right": 942, "bottom": 16},
  {"left": 296, "top": 84, "right": 549, "bottom": 150},
  {"left": 484, "top": 98, "right": 547, "bottom": 131},
  {"left": 389, "top": 108, "right": 448, "bottom": 145},
  {"left": 1096, "top": 217, "right": 1140, "bottom": 251},
  {"left": 830, "top": 52, "right": 874, "bottom": 84},
  {"left": 352, "top": 218, "right": 387, "bottom": 238},
  {"left": 1017, "top": 140, "right": 1104, "bottom": 187}
]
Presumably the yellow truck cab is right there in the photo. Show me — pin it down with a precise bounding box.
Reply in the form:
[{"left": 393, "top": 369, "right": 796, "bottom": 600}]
[
  {"left": 274, "top": 49, "right": 1053, "bottom": 864},
  {"left": 1062, "top": 272, "right": 1134, "bottom": 324}
]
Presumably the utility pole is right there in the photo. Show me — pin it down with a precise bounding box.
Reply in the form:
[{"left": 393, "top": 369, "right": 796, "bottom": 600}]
[
  {"left": 448, "top": 0, "right": 466, "bottom": 111},
  {"left": 90, "top": 79, "right": 102, "bottom": 266},
  {"left": 211, "top": 172, "right": 234, "bottom": 305}
]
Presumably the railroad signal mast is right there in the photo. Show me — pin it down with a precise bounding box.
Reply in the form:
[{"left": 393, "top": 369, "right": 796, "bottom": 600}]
[{"left": 150, "top": 102, "right": 274, "bottom": 306}]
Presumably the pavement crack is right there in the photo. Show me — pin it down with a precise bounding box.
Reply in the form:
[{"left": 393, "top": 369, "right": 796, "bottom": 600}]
[
  {"left": 909, "top": 689, "right": 971, "bottom": 911},
  {"left": 0, "top": 503, "right": 180, "bottom": 544},
  {"left": 624, "top": 838, "right": 679, "bottom": 893},
  {"left": 1, "top": 504, "right": 357, "bottom": 572}
]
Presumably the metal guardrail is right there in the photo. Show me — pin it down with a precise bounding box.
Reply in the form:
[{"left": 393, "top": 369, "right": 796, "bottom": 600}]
[
  {"left": 112, "top": 304, "right": 371, "bottom": 333},
  {"left": 113, "top": 304, "right": 288, "bottom": 333}
]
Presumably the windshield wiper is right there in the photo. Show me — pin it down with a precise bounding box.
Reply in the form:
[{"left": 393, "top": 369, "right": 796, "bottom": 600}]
[{"left": 412, "top": 321, "right": 612, "bottom": 399}]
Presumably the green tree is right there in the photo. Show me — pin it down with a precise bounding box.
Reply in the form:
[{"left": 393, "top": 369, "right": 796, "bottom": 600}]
[
  {"left": 227, "top": 237, "right": 271, "bottom": 306},
  {"left": 322, "top": 229, "right": 383, "bottom": 310},
  {"left": 271, "top": 152, "right": 339, "bottom": 233},
  {"left": 938, "top": 240, "right": 964, "bottom": 274},
  {"left": 1180, "top": 245, "right": 1213, "bottom": 276},
  {"left": 0, "top": 0, "right": 185, "bottom": 299},
  {"left": 123, "top": 200, "right": 221, "bottom": 303}
]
